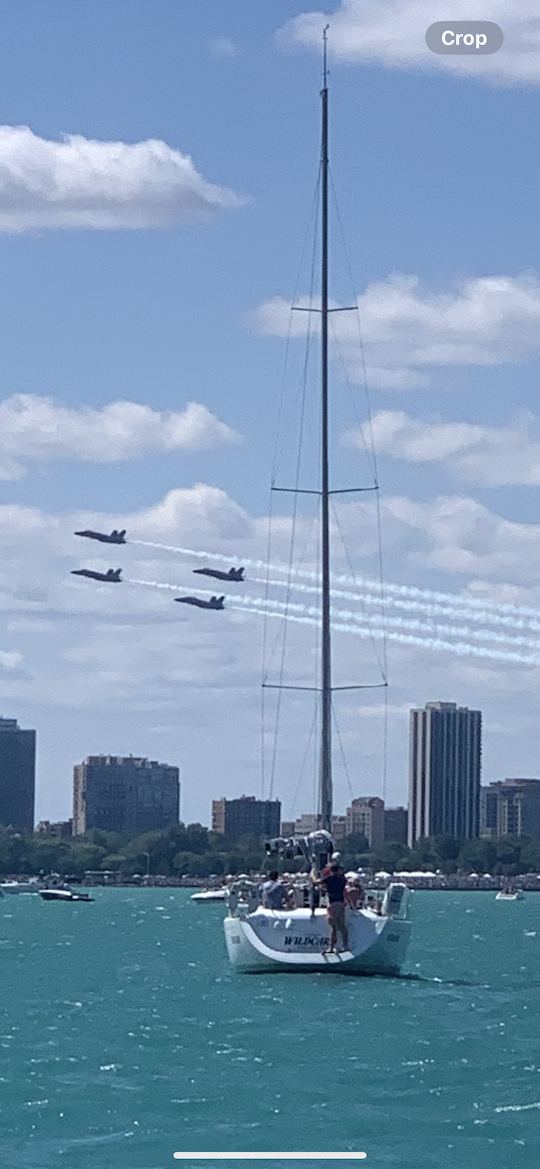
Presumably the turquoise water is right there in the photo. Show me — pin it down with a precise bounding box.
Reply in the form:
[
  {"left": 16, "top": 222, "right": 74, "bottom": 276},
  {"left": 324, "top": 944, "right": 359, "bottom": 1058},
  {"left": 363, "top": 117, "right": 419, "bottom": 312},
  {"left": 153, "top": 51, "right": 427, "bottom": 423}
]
[{"left": 1, "top": 890, "right": 539, "bottom": 1169}]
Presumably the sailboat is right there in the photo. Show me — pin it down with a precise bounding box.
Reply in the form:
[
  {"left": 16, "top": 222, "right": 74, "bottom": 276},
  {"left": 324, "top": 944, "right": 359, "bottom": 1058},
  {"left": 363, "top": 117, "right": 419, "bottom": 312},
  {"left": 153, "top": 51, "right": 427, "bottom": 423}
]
[{"left": 223, "top": 33, "right": 412, "bottom": 975}]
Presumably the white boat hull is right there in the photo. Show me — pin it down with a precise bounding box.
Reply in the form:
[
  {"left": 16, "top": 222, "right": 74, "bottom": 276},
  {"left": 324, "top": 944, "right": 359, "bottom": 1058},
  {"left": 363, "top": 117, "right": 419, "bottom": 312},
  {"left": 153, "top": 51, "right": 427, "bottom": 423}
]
[
  {"left": 0, "top": 881, "right": 41, "bottom": 894},
  {"left": 191, "top": 889, "right": 227, "bottom": 903},
  {"left": 495, "top": 891, "right": 524, "bottom": 901},
  {"left": 224, "top": 903, "right": 411, "bottom": 976}
]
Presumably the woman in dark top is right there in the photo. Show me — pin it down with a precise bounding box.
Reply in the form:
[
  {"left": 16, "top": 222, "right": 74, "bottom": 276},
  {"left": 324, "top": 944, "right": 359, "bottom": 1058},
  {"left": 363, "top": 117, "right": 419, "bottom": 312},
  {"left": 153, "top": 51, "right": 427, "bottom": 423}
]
[{"left": 319, "top": 863, "right": 348, "bottom": 953}]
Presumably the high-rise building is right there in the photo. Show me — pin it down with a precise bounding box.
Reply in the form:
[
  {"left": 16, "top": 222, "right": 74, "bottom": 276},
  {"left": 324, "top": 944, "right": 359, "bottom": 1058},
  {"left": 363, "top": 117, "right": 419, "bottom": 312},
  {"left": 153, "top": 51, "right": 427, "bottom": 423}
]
[
  {"left": 73, "top": 755, "right": 180, "bottom": 835},
  {"left": 408, "top": 701, "right": 481, "bottom": 847},
  {"left": 480, "top": 779, "right": 540, "bottom": 840},
  {"left": 345, "top": 797, "right": 385, "bottom": 849},
  {"left": 331, "top": 815, "right": 348, "bottom": 842},
  {"left": 384, "top": 806, "right": 408, "bottom": 845},
  {"left": 36, "top": 819, "right": 73, "bottom": 838},
  {"left": 293, "top": 813, "right": 320, "bottom": 835},
  {"left": 0, "top": 717, "right": 36, "bottom": 833},
  {"left": 212, "top": 795, "right": 281, "bottom": 839},
  {"left": 280, "top": 813, "right": 348, "bottom": 841},
  {"left": 280, "top": 820, "right": 296, "bottom": 837},
  {"left": 479, "top": 785, "right": 499, "bottom": 839}
]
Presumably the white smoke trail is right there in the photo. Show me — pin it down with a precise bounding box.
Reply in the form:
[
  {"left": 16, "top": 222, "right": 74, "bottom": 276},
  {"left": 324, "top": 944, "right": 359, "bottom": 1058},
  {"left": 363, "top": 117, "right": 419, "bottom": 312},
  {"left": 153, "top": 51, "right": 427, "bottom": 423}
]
[
  {"left": 129, "top": 576, "right": 540, "bottom": 651},
  {"left": 131, "top": 539, "right": 540, "bottom": 629},
  {"left": 128, "top": 579, "right": 539, "bottom": 666},
  {"left": 226, "top": 603, "right": 539, "bottom": 667},
  {"left": 251, "top": 577, "right": 540, "bottom": 645}
]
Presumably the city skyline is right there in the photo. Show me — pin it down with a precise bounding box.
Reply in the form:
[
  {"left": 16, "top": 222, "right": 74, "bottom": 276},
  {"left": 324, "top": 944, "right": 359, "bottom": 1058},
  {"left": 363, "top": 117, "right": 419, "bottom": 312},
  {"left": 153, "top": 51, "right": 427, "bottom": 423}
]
[
  {"left": 1, "top": 3, "right": 540, "bottom": 825},
  {"left": 5, "top": 693, "right": 540, "bottom": 831}
]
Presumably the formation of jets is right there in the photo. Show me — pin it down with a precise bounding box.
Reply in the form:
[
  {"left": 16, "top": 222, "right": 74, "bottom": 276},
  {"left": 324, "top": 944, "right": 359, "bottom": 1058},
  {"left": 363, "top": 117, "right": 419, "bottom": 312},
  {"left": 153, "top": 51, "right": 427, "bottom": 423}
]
[{"left": 70, "top": 527, "right": 244, "bottom": 614}]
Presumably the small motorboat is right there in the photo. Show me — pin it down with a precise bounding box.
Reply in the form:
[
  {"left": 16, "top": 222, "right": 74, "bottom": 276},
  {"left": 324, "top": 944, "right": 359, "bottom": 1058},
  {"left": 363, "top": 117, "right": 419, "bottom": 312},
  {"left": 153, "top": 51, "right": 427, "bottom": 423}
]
[
  {"left": 190, "top": 888, "right": 227, "bottom": 903},
  {"left": 495, "top": 888, "right": 524, "bottom": 901},
  {"left": 0, "top": 879, "right": 42, "bottom": 894},
  {"left": 40, "top": 889, "right": 93, "bottom": 902}
]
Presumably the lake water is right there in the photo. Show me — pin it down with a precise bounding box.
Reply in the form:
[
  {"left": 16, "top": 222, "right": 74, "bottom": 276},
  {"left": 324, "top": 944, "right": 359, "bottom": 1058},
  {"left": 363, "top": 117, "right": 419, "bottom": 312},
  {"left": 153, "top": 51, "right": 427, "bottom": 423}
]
[{"left": 1, "top": 889, "right": 539, "bottom": 1169}]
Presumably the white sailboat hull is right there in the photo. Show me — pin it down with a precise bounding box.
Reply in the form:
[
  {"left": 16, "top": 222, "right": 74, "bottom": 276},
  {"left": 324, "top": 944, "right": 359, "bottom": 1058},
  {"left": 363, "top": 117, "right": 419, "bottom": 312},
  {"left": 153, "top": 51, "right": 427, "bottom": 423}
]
[{"left": 224, "top": 903, "right": 411, "bottom": 976}]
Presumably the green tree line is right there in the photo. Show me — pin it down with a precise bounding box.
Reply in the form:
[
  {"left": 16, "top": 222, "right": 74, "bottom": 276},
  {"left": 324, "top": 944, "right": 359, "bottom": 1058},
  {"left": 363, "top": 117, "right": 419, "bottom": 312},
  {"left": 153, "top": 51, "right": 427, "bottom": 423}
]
[{"left": 1, "top": 824, "right": 540, "bottom": 877}]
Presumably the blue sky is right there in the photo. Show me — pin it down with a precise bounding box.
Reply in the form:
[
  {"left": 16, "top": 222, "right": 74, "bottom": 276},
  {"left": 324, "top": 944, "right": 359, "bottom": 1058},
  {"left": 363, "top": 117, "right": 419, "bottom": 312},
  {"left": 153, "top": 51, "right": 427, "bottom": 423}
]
[{"left": 2, "top": 0, "right": 540, "bottom": 826}]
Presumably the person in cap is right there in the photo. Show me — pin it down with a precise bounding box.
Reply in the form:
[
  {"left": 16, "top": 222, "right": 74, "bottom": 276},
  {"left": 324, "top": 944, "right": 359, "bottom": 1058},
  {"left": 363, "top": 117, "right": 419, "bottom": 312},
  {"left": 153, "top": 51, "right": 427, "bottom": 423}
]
[{"left": 320, "top": 851, "right": 344, "bottom": 880}]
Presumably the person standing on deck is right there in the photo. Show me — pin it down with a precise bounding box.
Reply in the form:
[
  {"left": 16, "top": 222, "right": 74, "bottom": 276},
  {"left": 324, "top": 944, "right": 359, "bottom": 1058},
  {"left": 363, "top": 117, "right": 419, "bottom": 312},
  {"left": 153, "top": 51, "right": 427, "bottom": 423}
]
[{"left": 319, "top": 861, "right": 349, "bottom": 953}]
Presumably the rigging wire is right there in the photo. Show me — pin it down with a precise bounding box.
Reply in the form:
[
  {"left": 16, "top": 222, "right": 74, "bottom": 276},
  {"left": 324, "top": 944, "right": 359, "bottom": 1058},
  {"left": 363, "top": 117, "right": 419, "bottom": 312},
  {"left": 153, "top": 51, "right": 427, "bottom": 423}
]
[
  {"left": 271, "top": 176, "right": 322, "bottom": 483},
  {"left": 314, "top": 500, "right": 322, "bottom": 819},
  {"left": 332, "top": 698, "right": 355, "bottom": 804},
  {"left": 328, "top": 165, "right": 390, "bottom": 787},
  {"left": 329, "top": 496, "right": 387, "bottom": 681},
  {"left": 288, "top": 705, "right": 319, "bottom": 821},
  {"left": 262, "top": 169, "right": 321, "bottom": 796},
  {"left": 382, "top": 682, "right": 389, "bottom": 806},
  {"left": 268, "top": 167, "right": 321, "bottom": 800}
]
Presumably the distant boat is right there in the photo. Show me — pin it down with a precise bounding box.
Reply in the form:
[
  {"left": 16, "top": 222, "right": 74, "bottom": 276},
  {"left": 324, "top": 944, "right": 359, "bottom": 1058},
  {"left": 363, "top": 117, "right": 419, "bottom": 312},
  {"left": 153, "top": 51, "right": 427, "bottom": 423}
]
[
  {"left": 39, "top": 889, "right": 93, "bottom": 903},
  {"left": 495, "top": 888, "right": 524, "bottom": 901},
  {"left": 191, "top": 889, "right": 227, "bottom": 903},
  {"left": 0, "top": 879, "right": 42, "bottom": 894}
]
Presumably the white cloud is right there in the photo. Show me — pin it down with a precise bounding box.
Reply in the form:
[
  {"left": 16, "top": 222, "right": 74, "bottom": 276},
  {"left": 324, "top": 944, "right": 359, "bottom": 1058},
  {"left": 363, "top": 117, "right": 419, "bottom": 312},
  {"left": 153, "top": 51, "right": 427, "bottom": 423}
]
[
  {"left": 130, "top": 483, "right": 253, "bottom": 541},
  {"left": 281, "top": 0, "right": 540, "bottom": 88},
  {"left": 0, "top": 395, "right": 240, "bottom": 479},
  {"left": 347, "top": 409, "right": 540, "bottom": 487},
  {"left": 256, "top": 273, "right": 540, "bottom": 388},
  {"left": 0, "top": 125, "right": 243, "bottom": 233},
  {"left": 0, "top": 650, "right": 23, "bottom": 672},
  {"left": 210, "top": 37, "right": 241, "bottom": 58},
  {"left": 385, "top": 493, "right": 540, "bottom": 579}
]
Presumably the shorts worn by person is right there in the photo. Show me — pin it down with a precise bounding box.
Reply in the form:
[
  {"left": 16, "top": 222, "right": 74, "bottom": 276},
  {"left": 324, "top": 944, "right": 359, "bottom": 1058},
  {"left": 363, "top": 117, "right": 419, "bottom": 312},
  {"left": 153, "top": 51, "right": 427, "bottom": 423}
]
[
  {"left": 320, "top": 862, "right": 349, "bottom": 953},
  {"left": 261, "top": 870, "right": 286, "bottom": 910}
]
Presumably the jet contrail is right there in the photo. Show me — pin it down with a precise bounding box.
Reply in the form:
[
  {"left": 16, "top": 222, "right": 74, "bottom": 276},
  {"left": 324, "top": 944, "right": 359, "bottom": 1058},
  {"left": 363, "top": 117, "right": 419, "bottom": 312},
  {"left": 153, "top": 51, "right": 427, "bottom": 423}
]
[
  {"left": 131, "top": 539, "right": 540, "bottom": 628},
  {"left": 129, "top": 577, "right": 540, "bottom": 652},
  {"left": 128, "top": 579, "right": 539, "bottom": 666},
  {"left": 251, "top": 577, "right": 540, "bottom": 641},
  {"left": 226, "top": 604, "right": 539, "bottom": 666}
]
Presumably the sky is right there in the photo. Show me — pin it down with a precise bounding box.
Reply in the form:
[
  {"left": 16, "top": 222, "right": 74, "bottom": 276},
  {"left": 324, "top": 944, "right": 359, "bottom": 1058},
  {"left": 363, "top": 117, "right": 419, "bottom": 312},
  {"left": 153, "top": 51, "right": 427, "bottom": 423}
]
[{"left": 2, "top": 0, "right": 540, "bottom": 826}]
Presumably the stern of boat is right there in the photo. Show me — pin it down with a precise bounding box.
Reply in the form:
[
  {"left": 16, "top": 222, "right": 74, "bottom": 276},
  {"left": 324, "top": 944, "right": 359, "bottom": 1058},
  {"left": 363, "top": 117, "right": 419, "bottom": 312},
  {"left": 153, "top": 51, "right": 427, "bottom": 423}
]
[{"left": 224, "top": 882, "right": 412, "bottom": 975}]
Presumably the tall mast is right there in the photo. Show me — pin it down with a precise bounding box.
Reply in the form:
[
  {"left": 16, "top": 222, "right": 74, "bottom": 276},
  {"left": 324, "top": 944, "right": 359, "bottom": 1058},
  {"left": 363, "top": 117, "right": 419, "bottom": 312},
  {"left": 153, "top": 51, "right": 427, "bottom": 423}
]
[{"left": 320, "top": 26, "right": 332, "bottom": 833}]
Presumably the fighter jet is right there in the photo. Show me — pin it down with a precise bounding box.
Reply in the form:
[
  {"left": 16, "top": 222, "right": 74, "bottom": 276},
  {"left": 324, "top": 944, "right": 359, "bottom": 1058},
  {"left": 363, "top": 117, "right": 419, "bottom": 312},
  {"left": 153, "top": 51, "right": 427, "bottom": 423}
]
[
  {"left": 71, "top": 568, "right": 122, "bottom": 583},
  {"left": 174, "top": 594, "right": 225, "bottom": 610},
  {"left": 193, "top": 566, "right": 245, "bottom": 583},
  {"left": 74, "top": 529, "right": 127, "bottom": 545}
]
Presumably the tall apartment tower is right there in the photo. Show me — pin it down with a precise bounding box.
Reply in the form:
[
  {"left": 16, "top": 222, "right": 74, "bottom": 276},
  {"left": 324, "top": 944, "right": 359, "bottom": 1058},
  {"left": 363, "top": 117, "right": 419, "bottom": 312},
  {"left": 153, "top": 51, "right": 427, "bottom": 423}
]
[
  {"left": 408, "top": 702, "right": 481, "bottom": 847},
  {"left": 480, "top": 779, "right": 540, "bottom": 839},
  {"left": 73, "top": 755, "right": 180, "bottom": 835},
  {"left": 212, "top": 796, "right": 281, "bottom": 840},
  {"left": 0, "top": 716, "right": 36, "bottom": 833}
]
